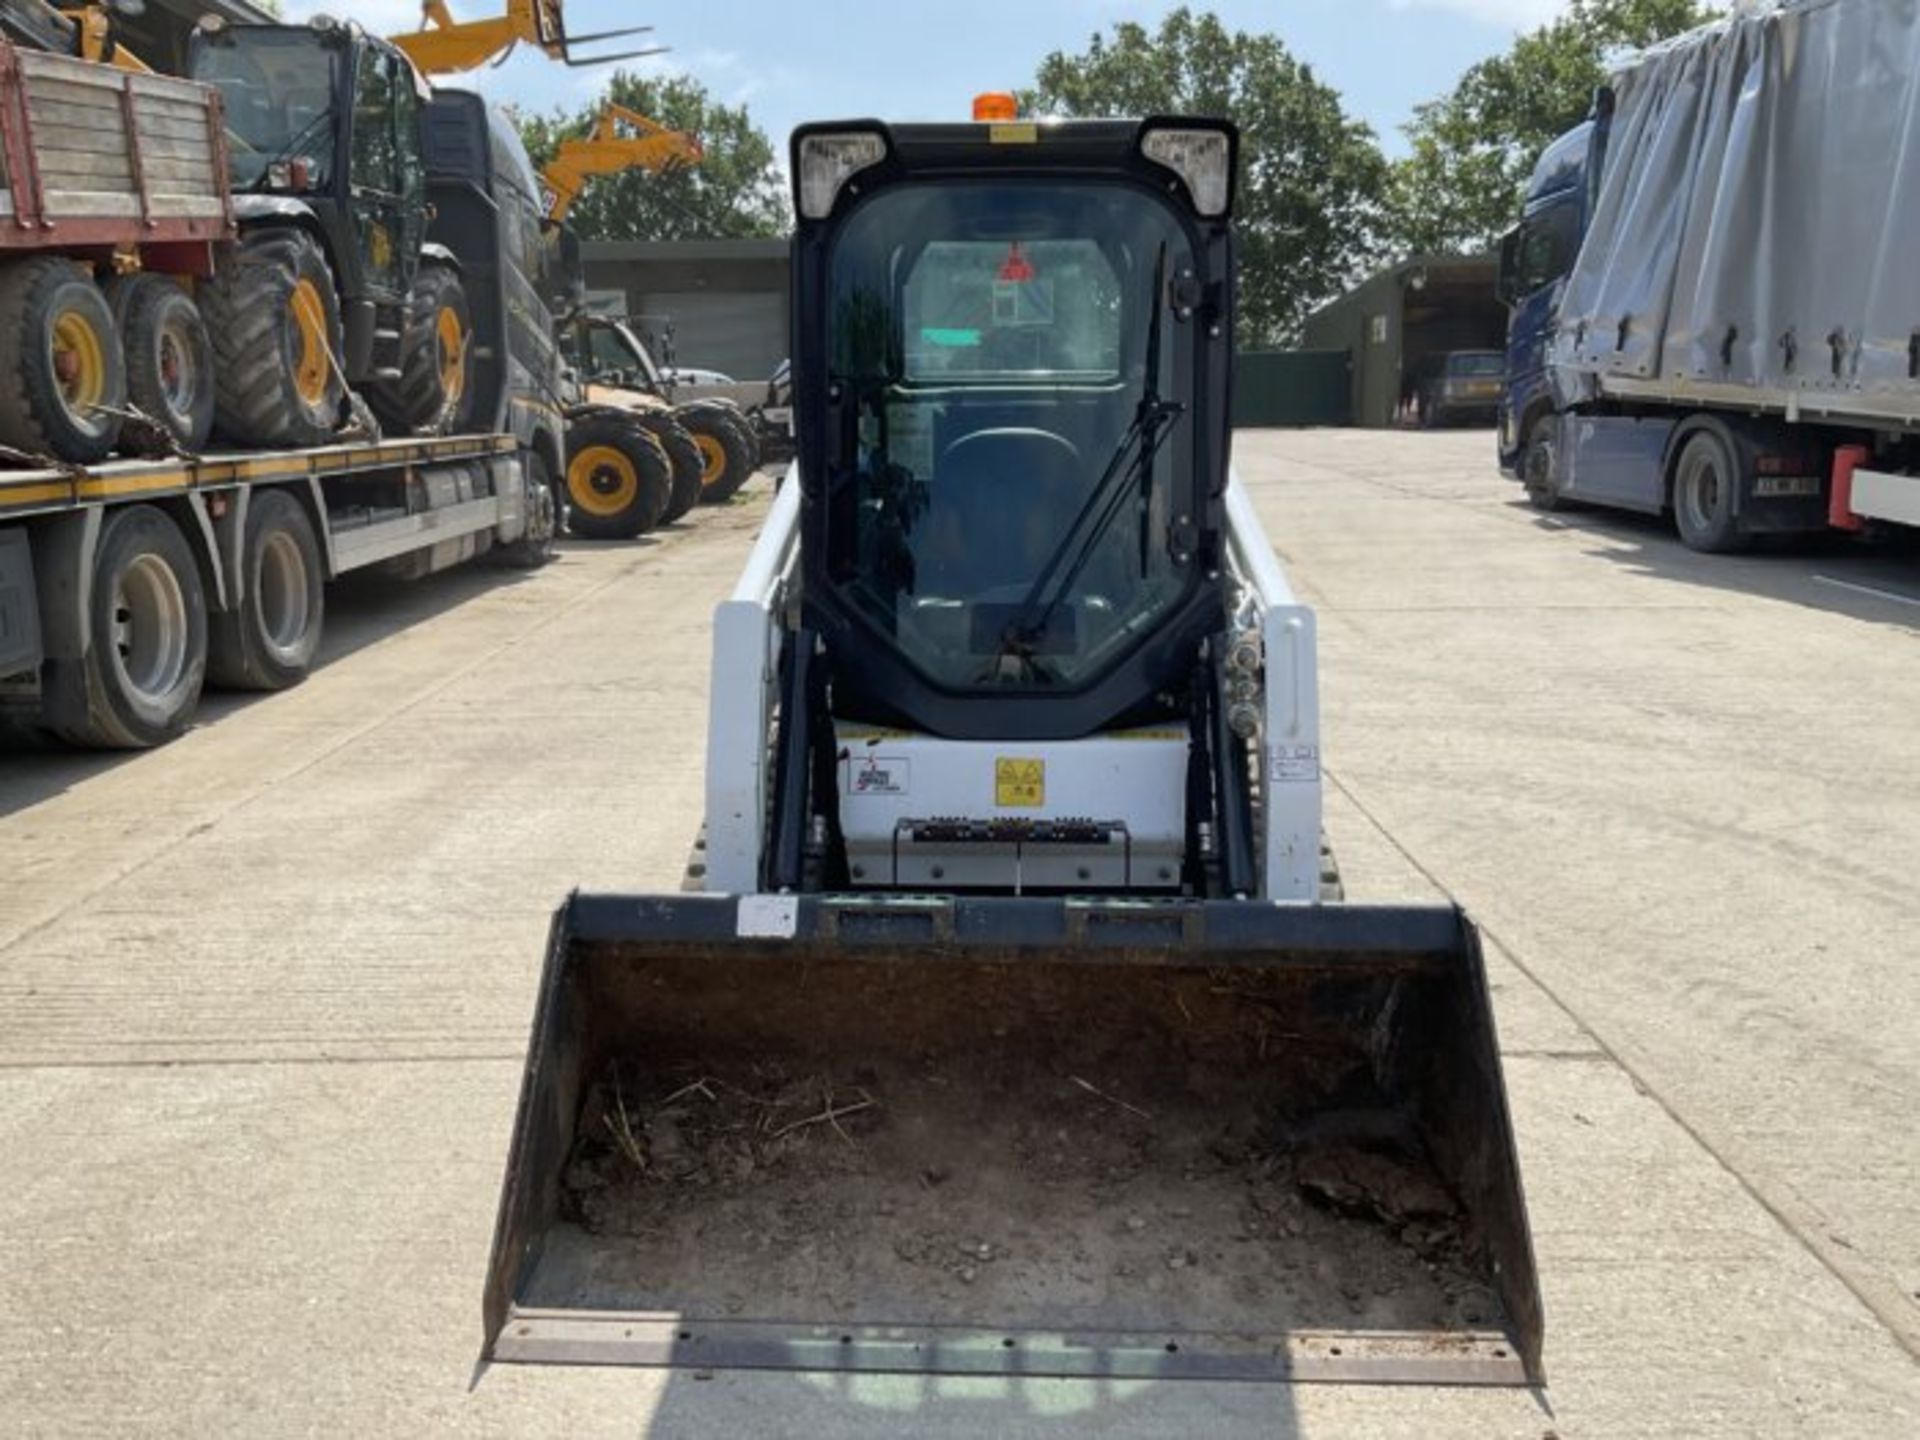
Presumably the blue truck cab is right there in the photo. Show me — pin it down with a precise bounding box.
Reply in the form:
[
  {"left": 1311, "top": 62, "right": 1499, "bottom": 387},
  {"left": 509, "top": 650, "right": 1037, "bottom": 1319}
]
[{"left": 1496, "top": 116, "right": 1601, "bottom": 484}]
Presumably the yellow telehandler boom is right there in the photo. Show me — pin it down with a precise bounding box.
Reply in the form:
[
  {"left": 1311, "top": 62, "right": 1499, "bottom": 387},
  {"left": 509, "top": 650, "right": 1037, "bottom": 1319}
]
[
  {"left": 390, "top": 0, "right": 661, "bottom": 73},
  {"left": 539, "top": 102, "right": 701, "bottom": 223}
]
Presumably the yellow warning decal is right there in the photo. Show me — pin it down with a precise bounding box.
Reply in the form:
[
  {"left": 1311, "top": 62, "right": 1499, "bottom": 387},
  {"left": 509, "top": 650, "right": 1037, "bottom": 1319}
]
[{"left": 994, "top": 756, "right": 1045, "bottom": 808}]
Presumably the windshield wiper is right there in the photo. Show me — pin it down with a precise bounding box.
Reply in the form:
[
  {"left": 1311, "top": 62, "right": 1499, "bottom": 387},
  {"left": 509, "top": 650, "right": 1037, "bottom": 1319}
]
[
  {"left": 243, "top": 109, "right": 332, "bottom": 191},
  {"left": 997, "top": 242, "right": 1185, "bottom": 667}
]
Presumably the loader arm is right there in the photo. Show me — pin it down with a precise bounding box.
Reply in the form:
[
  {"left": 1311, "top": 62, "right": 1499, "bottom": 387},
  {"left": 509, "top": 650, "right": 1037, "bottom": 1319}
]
[
  {"left": 0, "top": 2, "right": 150, "bottom": 71},
  {"left": 539, "top": 103, "right": 701, "bottom": 224},
  {"left": 390, "top": 0, "right": 662, "bottom": 74}
]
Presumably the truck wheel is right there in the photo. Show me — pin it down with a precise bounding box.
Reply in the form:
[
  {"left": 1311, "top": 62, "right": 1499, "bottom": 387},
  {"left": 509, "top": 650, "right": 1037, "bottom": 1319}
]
[
  {"left": 634, "top": 415, "right": 703, "bottom": 522},
  {"left": 202, "top": 227, "right": 344, "bottom": 448},
  {"left": 675, "top": 405, "right": 755, "bottom": 503},
  {"left": 367, "top": 263, "right": 471, "bottom": 437},
  {"left": 0, "top": 256, "right": 126, "bottom": 463},
  {"left": 106, "top": 273, "right": 215, "bottom": 454},
  {"left": 1672, "top": 427, "right": 1751, "bottom": 554},
  {"left": 1521, "top": 417, "right": 1565, "bottom": 512},
  {"left": 46, "top": 504, "right": 206, "bottom": 748},
  {"left": 564, "top": 412, "right": 671, "bottom": 539},
  {"left": 494, "top": 447, "right": 559, "bottom": 569},
  {"left": 208, "top": 488, "right": 324, "bottom": 691}
]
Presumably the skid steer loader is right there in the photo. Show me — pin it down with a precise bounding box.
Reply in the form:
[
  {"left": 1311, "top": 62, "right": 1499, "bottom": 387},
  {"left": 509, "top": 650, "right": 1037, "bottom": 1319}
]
[{"left": 482, "top": 106, "right": 1544, "bottom": 1387}]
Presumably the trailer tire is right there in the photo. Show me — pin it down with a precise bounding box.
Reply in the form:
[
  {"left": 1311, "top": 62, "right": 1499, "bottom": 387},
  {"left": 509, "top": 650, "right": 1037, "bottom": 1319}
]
[
  {"left": 1671, "top": 426, "right": 1750, "bottom": 554},
  {"left": 107, "top": 273, "right": 215, "bottom": 454},
  {"left": 494, "top": 447, "right": 559, "bottom": 569},
  {"left": 367, "top": 263, "right": 471, "bottom": 437},
  {"left": 208, "top": 489, "right": 324, "bottom": 691},
  {"left": 1521, "top": 416, "right": 1565, "bottom": 512},
  {"left": 46, "top": 504, "right": 206, "bottom": 748},
  {"left": 633, "top": 414, "right": 703, "bottom": 522},
  {"left": 202, "top": 227, "right": 344, "bottom": 448},
  {"left": 676, "top": 405, "right": 755, "bottom": 503},
  {"left": 0, "top": 256, "right": 126, "bottom": 463},
  {"left": 563, "top": 412, "right": 672, "bottom": 539}
]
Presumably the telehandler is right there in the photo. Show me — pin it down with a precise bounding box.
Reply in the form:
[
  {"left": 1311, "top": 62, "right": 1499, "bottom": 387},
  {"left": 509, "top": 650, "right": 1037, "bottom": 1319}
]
[{"left": 482, "top": 102, "right": 1543, "bottom": 1386}]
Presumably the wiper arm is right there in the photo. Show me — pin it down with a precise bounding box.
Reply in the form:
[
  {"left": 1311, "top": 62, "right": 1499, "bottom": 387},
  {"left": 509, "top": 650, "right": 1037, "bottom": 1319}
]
[
  {"left": 1000, "top": 242, "right": 1182, "bottom": 656},
  {"left": 244, "top": 109, "right": 332, "bottom": 190}
]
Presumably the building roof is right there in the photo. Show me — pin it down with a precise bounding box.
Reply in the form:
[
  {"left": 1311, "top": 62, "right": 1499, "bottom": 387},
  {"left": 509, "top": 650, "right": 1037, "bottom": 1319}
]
[{"left": 580, "top": 239, "right": 790, "bottom": 265}]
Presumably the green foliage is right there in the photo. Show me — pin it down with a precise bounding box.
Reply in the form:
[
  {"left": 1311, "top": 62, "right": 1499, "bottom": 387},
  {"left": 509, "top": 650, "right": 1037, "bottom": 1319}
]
[
  {"left": 517, "top": 71, "right": 787, "bottom": 241},
  {"left": 1024, "top": 7, "right": 1388, "bottom": 346},
  {"left": 1388, "top": 0, "right": 1715, "bottom": 255}
]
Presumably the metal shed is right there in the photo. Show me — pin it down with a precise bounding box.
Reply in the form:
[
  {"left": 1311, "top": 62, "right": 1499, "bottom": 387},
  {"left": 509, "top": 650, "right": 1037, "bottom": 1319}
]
[
  {"left": 580, "top": 238, "right": 790, "bottom": 384},
  {"left": 1302, "top": 255, "right": 1505, "bottom": 428}
]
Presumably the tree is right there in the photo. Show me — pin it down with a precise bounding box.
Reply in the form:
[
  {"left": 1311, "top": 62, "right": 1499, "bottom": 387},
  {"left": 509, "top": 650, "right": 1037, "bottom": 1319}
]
[
  {"left": 517, "top": 71, "right": 787, "bottom": 242},
  {"left": 1024, "top": 8, "right": 1388, "bottom": 347},
  {"left": 1388, "top": 0, "right": 1715, "bottom": 256}
]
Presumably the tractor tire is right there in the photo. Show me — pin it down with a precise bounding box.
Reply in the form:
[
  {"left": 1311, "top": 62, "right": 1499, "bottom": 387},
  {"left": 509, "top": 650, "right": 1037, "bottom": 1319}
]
[
  {"left": 106, "top": 273, "right": 215, "bottom": 454},
  {"left": 704, "top": 400, "right": 762, "bottom": 470},
  {"left": 0, "top": 256, "right": 126, "bottom": 463},
  {"left": 1671, "top": 426, "right": 1751, "bottom": 554},
  {"left": 208, "top": 487, "right": 325, "bottom": 691},
  {"left": 367, "top": 262, "right": 472, "bottom": 437},
  {"left": 675, "top": 403, "right": 755, "bottom": 504},
  {"left": 43, "top": 504, "right": 206, "bottom": 748},
  {"left": 563, "top": 411, "right": 672, "bottom": 540},
  {"left": 493, "top": 447, "right": 560, "bottom": 569},
  {"left": 632, "top": 414, "right": 703, "bottom": 522},
  {"left": 201, "top": 227, "right": 345, "bottom": 448}
]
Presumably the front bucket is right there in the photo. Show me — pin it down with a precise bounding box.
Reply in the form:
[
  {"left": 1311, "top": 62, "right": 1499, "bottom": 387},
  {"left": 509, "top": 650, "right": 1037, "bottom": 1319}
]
[{"left": 482, "top": 894, "right": 1543, "bottom": 1385}]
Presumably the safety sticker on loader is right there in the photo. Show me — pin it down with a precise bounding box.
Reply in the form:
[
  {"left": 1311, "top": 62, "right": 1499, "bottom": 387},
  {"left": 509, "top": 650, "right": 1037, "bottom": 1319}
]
[{"left": 994, "top": 757, "right": 1045, "bottom": 807}]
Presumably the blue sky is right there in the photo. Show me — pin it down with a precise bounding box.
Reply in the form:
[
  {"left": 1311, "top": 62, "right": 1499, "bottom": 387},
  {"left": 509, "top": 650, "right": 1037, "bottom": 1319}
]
[{"left": 294, "top": 1, "right": 1566, "bottom": 156}]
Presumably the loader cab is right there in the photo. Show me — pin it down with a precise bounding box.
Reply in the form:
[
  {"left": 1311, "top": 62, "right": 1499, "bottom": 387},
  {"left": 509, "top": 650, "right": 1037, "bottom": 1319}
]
[
  {"left": 189, "top": 19, "right": 430, "bottom": 312},
  {"left": 791, "top": 117, "right": 1237, "bottom": 741}
]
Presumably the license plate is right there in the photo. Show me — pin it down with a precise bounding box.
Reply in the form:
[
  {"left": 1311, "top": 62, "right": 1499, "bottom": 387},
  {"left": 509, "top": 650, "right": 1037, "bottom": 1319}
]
[{"left": 1753, "top": 475, "right": 1820, "bottom": 498}]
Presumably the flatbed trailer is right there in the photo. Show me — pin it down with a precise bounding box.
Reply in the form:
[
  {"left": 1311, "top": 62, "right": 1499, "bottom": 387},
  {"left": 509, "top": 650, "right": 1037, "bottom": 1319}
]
[{"left": 0, "top": 429, "right": 549, "bottom": 747}]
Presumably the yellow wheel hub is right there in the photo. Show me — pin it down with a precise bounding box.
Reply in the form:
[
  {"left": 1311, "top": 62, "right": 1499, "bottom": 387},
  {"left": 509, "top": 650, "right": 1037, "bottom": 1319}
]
[
  {"left": 51, "top": 308, "right": 107, "bottom": 416},
  {"left": 435, "top": 304, "right": 465, "bottom": 405},
  {"left": 289, "top": 277, "right": 330, "bottom": 407},
  {"left": 568, "top": 445, "right": 639, "bottom": 518},
  {"left": 693, "top": 432, "right": 727, "bottom": 486}
]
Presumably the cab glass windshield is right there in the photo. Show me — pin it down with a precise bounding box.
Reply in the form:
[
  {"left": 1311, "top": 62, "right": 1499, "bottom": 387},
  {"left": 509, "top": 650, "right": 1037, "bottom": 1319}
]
[
  {"left": 190, "top": 31, "right": 341, "bottom": 190},
  {"left": 825, "top": 181, "right": 1199, "bottom": 693}
]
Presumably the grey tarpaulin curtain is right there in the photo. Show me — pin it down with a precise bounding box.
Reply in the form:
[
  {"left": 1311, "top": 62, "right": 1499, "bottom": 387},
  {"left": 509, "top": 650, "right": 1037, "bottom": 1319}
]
[{"left": 1554, "top": 0, "right": 1920, "bottom": 410}]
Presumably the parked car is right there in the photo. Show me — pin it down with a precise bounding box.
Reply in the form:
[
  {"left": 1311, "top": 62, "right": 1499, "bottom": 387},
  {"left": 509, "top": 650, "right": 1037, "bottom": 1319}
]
[{"left": 1417, "top": 350, "right": 1504, "bottom": 427}]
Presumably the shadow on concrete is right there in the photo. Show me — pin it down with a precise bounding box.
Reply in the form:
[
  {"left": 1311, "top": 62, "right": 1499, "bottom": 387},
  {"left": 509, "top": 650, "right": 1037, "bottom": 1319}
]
[
  {"left": 1515, "top": 497, "right": 1920, "bottom": 632},
  {"left": 635, "top": 1367, "right": 1313, "bottom": 1438},
  {"left": 0, "top": 543, "right": 623, "bottom": 818}
]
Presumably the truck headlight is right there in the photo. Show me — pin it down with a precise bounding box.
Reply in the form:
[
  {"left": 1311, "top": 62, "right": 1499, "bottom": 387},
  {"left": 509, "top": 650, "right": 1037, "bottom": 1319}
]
[
  {"left": 1141, "top": 126, "right": 1232, "bottom": 216},
  {"left": 796, "top": 131, "right": 887, "bottom": 220}
]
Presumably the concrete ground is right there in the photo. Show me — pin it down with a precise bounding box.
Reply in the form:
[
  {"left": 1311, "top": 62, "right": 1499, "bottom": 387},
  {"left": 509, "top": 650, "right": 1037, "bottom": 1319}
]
[{"left": 2, "top": 433, "right": 1916, "bottom": 1436}]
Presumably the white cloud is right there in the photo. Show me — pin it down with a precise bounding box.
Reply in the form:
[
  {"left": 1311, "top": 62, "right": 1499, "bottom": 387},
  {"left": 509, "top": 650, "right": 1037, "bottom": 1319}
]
[{"left": 1390, "top": 0, "right": 1569, "bottom": 29}]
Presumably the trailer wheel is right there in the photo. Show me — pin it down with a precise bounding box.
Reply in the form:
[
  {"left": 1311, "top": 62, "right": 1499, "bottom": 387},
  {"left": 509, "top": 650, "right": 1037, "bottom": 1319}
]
[
  {"left": 46, "top": 504, "right": 206, "bottom": 748},
  {"left": 0, "top": 257, "right": 126, "bottom": 463},
  {"left": 564, "top": 412, "right": 672, "bottom": 539},
  {"left": 675, "top": 405, "right": 755, "bottom": 503},
  {"left": 1672, "top": 427, "right": 1751, "bottom": 554},
  {"left": 633, "top": 414, "right": 703, "bottom": 522},
  {"left": 107, "top": 273, "right": 215, "bottom": 454},
  {"left": 208, "top": 489, "right": 324, "bottom": 691},
  {"left": 1521, "top": 416, "right": 1565, "bottom": 512},
  {"left": 202, "top": 227, "right": 344, "bottom": 448},
  {"left": 367, "top": 263, "right": 471, "bottom": 437},
  {"left": 494, "top": 447, "right": 559, "bottom": 569}
]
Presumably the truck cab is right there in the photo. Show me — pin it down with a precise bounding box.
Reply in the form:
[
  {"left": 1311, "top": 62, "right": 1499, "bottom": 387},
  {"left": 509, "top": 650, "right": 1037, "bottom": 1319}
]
[{"left": 1496, "top": 116, "right": 1600, "bottom": 483}]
